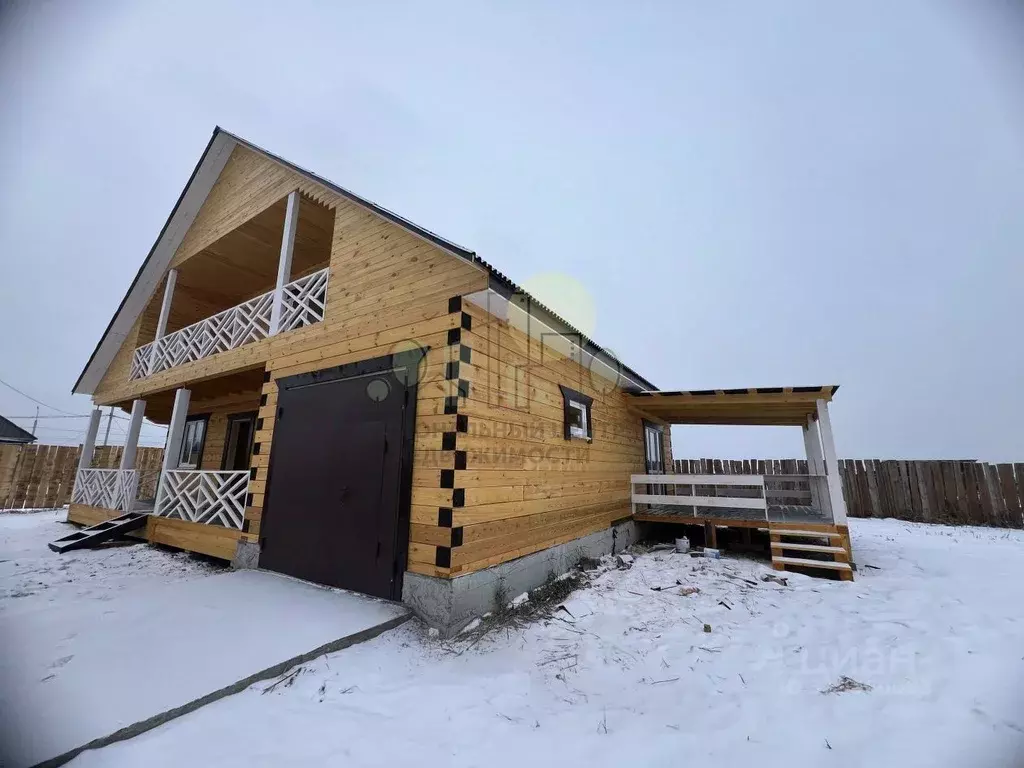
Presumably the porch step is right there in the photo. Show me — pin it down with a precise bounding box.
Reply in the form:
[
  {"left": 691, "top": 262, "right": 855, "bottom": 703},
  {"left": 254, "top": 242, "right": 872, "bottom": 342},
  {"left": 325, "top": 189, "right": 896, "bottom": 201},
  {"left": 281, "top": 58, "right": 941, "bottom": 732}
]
[
  {"left": 769, "top": 528, "right": 842, "bottom": 539},
  {"left": 49, "top": 512, "right": 148, "bottom": 553},
  {"left": 768, "top": 522, "right": 853, "bottom": 581},
  {"left": 771, "top": 555, "right": 852, "bottom": 572},
  {"left": 770, "top": 541, "right": 846, "bottom": 554}
]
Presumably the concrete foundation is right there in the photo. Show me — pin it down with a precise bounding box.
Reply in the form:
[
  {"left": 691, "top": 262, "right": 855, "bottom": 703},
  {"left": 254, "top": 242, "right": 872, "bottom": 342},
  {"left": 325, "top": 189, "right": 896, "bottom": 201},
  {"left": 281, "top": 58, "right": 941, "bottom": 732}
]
[
  {"left": 231, "top": 539, "right": 261, "bottom": 570},
  {"left": 402, "top": 519, "right": 645, "bottom": 636}
]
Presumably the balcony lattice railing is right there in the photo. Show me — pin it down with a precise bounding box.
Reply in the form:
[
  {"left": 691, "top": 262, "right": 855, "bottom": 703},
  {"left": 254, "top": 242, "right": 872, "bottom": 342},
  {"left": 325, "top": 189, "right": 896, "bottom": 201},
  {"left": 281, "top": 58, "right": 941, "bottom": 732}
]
[
  {"left": 153, "top": 470, "right": 249, "bottom": 529},
  {"left": 130, "top": 266, "right": 330, "bottom": 380},
  {"left": 71, "top": 468, "right": 139, "bottom": 513}
]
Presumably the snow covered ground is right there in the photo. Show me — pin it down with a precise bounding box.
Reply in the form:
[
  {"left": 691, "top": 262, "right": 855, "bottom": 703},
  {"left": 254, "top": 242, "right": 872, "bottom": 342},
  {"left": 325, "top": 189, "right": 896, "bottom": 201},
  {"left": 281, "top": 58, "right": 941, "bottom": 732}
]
[
  {"left": 0, "top": 510, "right": 407, "bottom": 768},
  {"left": 0, "top": 508, "right": 219, "bottom": 618},
  {"left": 4, "top": 512, "right": 1023, "bottom": 767}
]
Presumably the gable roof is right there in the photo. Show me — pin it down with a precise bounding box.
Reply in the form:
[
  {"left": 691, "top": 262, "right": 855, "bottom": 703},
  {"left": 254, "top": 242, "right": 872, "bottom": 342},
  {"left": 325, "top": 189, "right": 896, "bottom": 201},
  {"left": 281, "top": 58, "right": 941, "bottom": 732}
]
[
  {"left": 0, "top": 415, "right": 36, "bottom": 444},
  {"left": 73, "top": 127, "right": 657, "bottom": 395}
]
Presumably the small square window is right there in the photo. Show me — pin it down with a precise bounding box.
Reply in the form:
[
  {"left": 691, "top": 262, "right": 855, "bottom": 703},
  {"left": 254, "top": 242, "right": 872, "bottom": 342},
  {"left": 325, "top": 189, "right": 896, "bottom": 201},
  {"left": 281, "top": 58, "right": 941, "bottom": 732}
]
[
  {"left": 567, "top": 400, "right": 588, "bottom": 439},
  {"left": 558, "top": 385, "right": 593, "bottom": 442}
]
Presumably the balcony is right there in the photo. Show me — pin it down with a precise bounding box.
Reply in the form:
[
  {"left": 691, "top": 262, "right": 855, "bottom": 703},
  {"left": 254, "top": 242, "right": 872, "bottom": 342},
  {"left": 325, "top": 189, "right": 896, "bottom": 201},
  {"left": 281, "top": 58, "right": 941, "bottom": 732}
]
[
  {"left": 130, "top": 266, "right": 329, "bottom": 380},
  {"left": 127, "top": 189, "right": 335, "bottom": 382}
]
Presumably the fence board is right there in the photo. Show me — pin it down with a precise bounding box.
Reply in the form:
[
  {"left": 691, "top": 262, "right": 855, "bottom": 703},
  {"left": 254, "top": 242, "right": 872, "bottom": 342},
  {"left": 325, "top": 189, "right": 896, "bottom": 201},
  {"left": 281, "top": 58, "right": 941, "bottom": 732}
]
[
  {"left": 981, "top": 464, "right": 1002, "bottom": 526},
  {"left": 918, "top": 462, "right": 933, "bottom": 522},
  {"left": 997, "top": 464, "right": 1022, "bottom": 529},
  {"left": 0, "top": 445, "right": 20, "bottom": 505},
  {"left": 960, "top": 462, "right": 980, "bottom": 525},
  {"left": 974, "top": 463, "right": 995, "bottom": 525},
  {"left": 1015, "top": 464, "right": 1024, "bottom": 529},
  {"left": 0, "top": 444, "right": 166, "bottom": 510},
  {"left": 13, "top": 445, "right": 40, "bottom": 509},
  {"left": 667, "top": 457, "right": 1023, "bottom": 529}
]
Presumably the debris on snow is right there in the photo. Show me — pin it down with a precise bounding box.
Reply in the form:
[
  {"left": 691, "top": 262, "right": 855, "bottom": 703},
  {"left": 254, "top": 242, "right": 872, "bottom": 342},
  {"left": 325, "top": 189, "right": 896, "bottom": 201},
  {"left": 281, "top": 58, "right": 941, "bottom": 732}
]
[
  {"left": 762, "top": 573, "right": 789, "bottom": 586},
  {"left": 509, "top": 592, "right": 529, "bottom": 609},
  {"left": 460, "top": 618, "right": 482, "bottom": 634},
  {"left": 703, "top": 623, "right": 712, "bottom": 633},
  {"left": 262, "top": 666, "right": 303, "bottom": 694},
  {"left": 822, "top": 676, "right": 873, "bottom": 695},
  {"left": 615, "top": 554, "right": 634, "bottom": 569},
  {"left": 679, "top": 586, "right": 700, "bottom": 597}
]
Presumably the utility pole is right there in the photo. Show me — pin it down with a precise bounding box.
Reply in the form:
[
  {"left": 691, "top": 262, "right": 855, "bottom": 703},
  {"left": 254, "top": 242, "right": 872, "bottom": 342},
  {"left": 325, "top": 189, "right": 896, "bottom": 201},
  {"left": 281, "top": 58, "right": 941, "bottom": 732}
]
[
  {"left": 30, "top": 406, "right": 39, "bottom": 437},
  {"left": 102, "top": 406, "right": 114, "bottom": 447}
]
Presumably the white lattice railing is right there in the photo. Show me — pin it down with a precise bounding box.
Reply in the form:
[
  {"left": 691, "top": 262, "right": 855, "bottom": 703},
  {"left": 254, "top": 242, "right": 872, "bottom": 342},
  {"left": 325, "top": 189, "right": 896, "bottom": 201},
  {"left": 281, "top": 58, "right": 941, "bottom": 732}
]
[
  {"left": 71, "top": 469, "right": 139, "bottom": 513},
  {"left": 130, "top": 266, "right": 330, "bottom": 380},
  {"left": 154, "top": 470, "right": 249, "bottom": 529}
]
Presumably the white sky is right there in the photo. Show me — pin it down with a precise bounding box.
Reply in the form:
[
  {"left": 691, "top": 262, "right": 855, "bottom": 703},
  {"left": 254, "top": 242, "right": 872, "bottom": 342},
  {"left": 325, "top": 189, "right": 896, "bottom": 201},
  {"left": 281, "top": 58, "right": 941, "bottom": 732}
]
[{"left": 1, "top": 1, "right": 1022, "bottom": 459}]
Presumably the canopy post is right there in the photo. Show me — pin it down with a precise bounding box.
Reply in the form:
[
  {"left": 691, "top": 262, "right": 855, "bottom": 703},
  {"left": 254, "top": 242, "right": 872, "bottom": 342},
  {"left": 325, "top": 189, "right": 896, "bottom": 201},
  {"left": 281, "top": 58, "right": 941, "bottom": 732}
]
[{"left": 815, "top": 399, "right": 848, "bottom": 525}]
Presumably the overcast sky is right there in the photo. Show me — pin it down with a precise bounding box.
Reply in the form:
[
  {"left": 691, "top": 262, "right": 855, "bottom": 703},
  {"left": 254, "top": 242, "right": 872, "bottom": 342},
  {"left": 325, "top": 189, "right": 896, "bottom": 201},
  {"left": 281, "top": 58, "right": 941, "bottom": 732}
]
[{"left": 1, "top": 1, "right": 1021, "bottom": 459}]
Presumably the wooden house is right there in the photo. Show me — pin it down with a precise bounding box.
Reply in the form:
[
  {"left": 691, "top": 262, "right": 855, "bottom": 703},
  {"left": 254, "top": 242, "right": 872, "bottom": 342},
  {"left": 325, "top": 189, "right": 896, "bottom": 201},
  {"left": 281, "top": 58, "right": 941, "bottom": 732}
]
[{"left": 69, "top": 128, "right": 852, "bottom": 633}]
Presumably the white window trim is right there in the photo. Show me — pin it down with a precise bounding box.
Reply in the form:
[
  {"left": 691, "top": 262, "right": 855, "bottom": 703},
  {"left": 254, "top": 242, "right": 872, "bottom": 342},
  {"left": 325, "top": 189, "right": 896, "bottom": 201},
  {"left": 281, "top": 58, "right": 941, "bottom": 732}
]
[
  {"left": 178, "top": 419, "right": 204, "bottom": 469},
  {"left": 568, "top": 399, "right": 589, "bottom": 441}
]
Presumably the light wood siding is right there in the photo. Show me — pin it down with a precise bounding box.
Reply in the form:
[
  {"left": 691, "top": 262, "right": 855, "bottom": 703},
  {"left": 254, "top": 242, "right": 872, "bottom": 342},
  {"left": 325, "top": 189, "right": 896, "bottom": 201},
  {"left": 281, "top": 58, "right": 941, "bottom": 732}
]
[
  {"left": 87, "top": 143, "right": 655, "bottom": 580},
  {"left": 192, "top": 393, "right": 262, "bottom": 471},
  {"left": 93, "top": 143, "right": 391, "bottom": 404},
  {"left": 408, "top": 299, "right": 648, "bottom": 577}
]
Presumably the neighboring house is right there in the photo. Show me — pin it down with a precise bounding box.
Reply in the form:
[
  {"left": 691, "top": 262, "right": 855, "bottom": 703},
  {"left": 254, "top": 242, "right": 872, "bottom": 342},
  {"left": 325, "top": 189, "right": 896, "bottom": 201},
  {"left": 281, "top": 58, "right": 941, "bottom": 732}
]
[
  {"left": 69, "top": 127, "right": 851, "bottom": 633},
  {"left": 0, "top": 416, "right": 36, "bottom": 445}
]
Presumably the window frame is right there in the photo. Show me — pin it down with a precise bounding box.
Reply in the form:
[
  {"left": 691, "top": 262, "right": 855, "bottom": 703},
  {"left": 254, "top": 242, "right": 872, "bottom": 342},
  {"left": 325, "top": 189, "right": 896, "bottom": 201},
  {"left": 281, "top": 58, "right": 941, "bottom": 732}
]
[
  {"left": 177, "top": 414, "right": 210, "bottom": 470},
  {"left": 642, "top": 420, "right": 665, "bottom": 473},
  {"left": 558, "top": 385, "right": 594, "bottom": 442},
  {"left": 220, "top": 411, "right": 257, "bottom": 471}
]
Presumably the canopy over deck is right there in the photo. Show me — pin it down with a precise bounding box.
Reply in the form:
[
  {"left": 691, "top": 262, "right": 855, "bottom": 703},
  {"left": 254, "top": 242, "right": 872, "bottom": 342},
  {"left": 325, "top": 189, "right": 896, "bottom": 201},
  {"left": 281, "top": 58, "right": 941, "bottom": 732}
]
[{"left": 627, "top": 386, "right": 839, "bottom": 426}]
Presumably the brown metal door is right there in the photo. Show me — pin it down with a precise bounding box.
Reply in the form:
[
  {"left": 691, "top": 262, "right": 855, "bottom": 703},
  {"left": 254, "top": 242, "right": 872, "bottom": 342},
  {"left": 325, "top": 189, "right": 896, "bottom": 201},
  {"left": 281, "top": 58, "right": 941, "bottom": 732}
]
[{"left": 258, "top": 367, "right": 411, "bottom": 599}]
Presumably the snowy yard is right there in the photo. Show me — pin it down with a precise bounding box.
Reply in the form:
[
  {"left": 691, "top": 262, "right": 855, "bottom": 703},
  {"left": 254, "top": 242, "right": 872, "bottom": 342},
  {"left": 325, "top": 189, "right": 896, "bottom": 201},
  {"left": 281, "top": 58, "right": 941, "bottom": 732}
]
[
  {"left": 0, "top": 510, "right": 405, "bottom": 768},
  {"left": 3, "top": 512, "right": 1023, "bottom": 767},
  {"left": 0, "top": 509, "right": 219, "bottom": 617}
]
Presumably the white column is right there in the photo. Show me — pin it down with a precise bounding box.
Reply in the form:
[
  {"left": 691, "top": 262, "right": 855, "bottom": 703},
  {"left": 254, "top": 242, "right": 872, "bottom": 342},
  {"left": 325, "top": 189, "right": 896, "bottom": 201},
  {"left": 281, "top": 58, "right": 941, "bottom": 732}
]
[
  {"left": 815, "top": 399, "right": 848, "bottom": 525},
  {"left": 154, "top": 389, "right": 191, "bottom": 516},
  {"left": 78, "top": 409, "right": 103, "bottom": 470},
  {"left": 119, "top": 400, "right": 147, "bottom": 470},
  {"left": 269, "top": 190, "right": 300, "bottom": 335},
  {"left": 149, "top": 268, "right": 178, "bottom": 374},
  {"left": 802, "top": 416, "right": 826, "bottom": 513},
  {"left": 161, "top": 389, "right": 191, "bottom": 473}
]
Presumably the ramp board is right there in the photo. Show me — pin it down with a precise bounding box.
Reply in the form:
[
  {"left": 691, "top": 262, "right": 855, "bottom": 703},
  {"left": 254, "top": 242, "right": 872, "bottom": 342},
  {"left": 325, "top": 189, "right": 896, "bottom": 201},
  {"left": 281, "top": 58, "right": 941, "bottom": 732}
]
[{"left": 48, "top": 512, "right": 148, "bottom": 553}]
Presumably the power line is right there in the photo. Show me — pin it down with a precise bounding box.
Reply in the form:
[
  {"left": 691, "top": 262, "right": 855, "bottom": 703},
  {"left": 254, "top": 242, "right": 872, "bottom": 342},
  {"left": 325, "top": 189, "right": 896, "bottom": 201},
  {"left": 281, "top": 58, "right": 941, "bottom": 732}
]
[
  {"left": 4, "top": 414, "right": 95, "bottom": 420},
  {"left": 0, "top": 377, "right": 86, "bottom": 416}
]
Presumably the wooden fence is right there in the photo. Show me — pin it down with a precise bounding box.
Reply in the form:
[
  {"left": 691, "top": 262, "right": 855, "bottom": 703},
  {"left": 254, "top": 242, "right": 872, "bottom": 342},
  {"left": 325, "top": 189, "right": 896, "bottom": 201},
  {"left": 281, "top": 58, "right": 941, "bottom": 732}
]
[
  {"left": 671, "top": 458, "right": 1024, "bottom": 529},
  {"left": 0, "top": 443, "right": 164, "bottom": 511}
]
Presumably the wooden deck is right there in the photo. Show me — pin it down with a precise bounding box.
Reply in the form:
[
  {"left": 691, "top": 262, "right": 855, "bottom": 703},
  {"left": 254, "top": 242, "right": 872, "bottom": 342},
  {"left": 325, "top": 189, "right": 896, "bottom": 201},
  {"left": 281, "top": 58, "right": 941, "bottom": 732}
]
[
  {"left": 635, "top": 502, "right": 831, "bottom": 527},
  {"left": 633, "top": 507, "right": 854, "bottom": 581},
  {"left": 67, "top": 503, "right": 241, "bottom": 561}
]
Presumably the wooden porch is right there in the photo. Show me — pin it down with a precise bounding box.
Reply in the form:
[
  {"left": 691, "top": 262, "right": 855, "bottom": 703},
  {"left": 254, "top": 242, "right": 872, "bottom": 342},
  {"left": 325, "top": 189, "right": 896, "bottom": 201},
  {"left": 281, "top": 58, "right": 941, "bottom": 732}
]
[
  {"left": 65, "top": 368, "right": 266, "bottom": 561},
  {"left": 627, "top": 385, "right": 854, "bottom": 579}
]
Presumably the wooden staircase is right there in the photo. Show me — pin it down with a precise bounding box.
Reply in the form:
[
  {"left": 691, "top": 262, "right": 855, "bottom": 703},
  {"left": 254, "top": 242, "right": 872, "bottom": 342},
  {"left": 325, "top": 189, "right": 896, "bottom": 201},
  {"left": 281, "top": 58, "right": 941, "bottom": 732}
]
[{"left": 768, "top": 522, "right": 853, "bottom": 581}]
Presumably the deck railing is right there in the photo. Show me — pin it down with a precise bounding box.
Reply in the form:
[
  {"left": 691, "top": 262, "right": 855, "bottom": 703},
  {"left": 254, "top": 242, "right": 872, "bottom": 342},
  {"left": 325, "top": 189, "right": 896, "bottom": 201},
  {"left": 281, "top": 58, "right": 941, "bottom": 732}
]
[
  {"left": 631, "top": 474, "right": 768, "bottom": 519},
  {"left": 630, "top": 473, "right": 833, "bottom": 524},
  {"left": 130, "top": 266, "right": 330, "bottom": 380},
  {"left": 153, "top": 470, "right": 249, "bottom": 529},
  {"left": 71, "top": 468, "right": 139, "bottom": 513}
]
